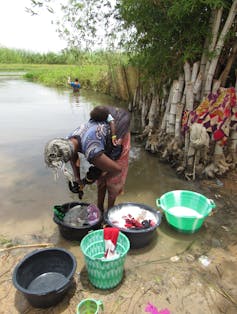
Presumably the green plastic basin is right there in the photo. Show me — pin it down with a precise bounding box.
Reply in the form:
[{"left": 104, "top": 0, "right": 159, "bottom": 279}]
[{"left": 156, "top": 190, "right": 216, "bottom": 233}]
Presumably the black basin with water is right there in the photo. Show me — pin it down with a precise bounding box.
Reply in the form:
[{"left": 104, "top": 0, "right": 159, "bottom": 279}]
[{"left": 12, "top": 248, "right": 77, "bottom": 308}]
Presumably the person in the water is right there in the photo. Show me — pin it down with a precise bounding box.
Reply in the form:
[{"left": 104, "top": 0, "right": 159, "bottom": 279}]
[
  {"left": 68, "top": 77, "right": 81, "bottom": 93},
  {"left": 44, "top": 106, "right": 131, "bottom": 212}
]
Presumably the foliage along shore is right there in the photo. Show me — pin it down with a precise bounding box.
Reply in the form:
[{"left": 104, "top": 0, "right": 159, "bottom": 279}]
[{"left": 0, "top": 63, "right": 112, "bottom": 95}]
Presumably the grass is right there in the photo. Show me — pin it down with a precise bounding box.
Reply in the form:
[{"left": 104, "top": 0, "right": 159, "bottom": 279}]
[{"left": 0, "top": 63, "right": 110, "bottom": 92}]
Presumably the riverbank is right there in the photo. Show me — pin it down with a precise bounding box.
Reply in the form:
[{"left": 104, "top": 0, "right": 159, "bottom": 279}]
[
  {"left": 0, "top": 63, "right": 111, "bottom": 94},
  {"left": 0, "top": 62, "right": 138, "bottom": 101},
  {"left": 1, "top": 175, "right": 237, "bottom": 313}
]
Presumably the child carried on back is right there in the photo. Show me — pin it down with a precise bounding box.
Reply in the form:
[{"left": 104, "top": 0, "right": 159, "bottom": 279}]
[{"left": 90, "top": 106, "right": 122, "bottom": 160}]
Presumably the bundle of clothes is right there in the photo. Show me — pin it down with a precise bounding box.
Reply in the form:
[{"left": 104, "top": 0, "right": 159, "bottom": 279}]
[{"left": 54, "top": 203, "right": 100, "bottom": 227}]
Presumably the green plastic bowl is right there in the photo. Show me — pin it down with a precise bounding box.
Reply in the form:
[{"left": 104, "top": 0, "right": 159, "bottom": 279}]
[
  {"left": 156, "top": 190, "right": 216, "bottom": 233},
  {"left": 77, "top": 298, "right": 103, "bottom": 314},
  {"left": 80, "top": 229, "right": 130, "bottom": 289}
]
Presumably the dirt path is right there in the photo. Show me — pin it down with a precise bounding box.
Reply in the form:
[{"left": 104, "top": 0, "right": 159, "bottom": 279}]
[{"left": 1, "top": 176, "right": 237, "bottom": 314}]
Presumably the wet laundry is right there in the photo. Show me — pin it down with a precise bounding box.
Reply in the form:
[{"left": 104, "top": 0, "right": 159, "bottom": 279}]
[
  {"left": 63, "top": 204, "right": 100, "bottom": 227},
  {"left": 110, "top": 206, "right": 157, "bottom": 230}
]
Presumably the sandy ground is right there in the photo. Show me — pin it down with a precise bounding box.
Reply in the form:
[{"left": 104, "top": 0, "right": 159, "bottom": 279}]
[{"left": 1, "top": 175, "right": 237, "bottom": 314}]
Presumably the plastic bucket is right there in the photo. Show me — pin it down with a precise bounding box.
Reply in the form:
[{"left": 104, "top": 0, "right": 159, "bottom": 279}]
[
  {"left": 80, "top": 229, "right": 130, "bottom": 289},
  {"left": 77, "top": 299, "right": 103, "bottom": 314},
  {"left": 156, "top": 190, "right": 216, "bottom": 233}
]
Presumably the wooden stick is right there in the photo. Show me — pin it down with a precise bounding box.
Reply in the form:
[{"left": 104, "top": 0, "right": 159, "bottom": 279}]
[
  {"left": 213, "top": 285, "right": 237, "bottom": 306},
  {"left": 0, "top": 243, "right": 54, "bottom": 253}
]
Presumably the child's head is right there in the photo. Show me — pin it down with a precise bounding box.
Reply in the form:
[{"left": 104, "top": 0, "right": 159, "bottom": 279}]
[{"left": 90, "top": 106, "right": 109, "bottom": 122}]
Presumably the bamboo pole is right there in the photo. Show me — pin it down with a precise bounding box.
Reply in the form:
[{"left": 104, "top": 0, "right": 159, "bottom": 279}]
[
  {"left": 219, "top": 39, "right": 237, "bottom": 86},
  {"left": 161, "top": 82, "right": 173, "bottom": 131},
  {"left": 212, "top": 80, "right": 221, "bottom": 93},
  {"left": 184, "top": 61, "right": 191, "bottom": 83},
  {"left": 193, "top": 72, "right": 202, "bottom": 96},
  {"left": 0, "top": 243, "right": 53, "bottom": 253},
  {"left": 235, "top": 69, "right": 237, "bottom": 90},
  {"left": 177, "top": 74, "right": 185, "bottom": 103},
  {"left": 147, "top": 95, "right": 158, "bottom": 130},
  {"left": 204, "top": 1, "right": 237, "bottom": 95},
  {"left": 204, "top": 8, "right": 223, "bottom": 82},
  {"left": 186, "top": 82, "right": 194, "bottom": 111},
  {"left": 168, "top": 80, "right": 180, "bottom": 134},
  {"left": 191, "top": 61, "right": 200, "bottom": 84}
]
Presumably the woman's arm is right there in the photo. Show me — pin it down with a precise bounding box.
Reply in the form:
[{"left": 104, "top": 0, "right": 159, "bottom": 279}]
[
  {"left": 70, "top": 153, "right": 81, "bottom": 183},
  {"left": 92, "top": 153, "right": 122, "bottom": 179}
]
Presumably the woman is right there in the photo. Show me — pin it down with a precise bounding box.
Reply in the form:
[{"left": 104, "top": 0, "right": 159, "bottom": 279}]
[{"left": 44, "top": 106, "right": 131, "bottom": 212}]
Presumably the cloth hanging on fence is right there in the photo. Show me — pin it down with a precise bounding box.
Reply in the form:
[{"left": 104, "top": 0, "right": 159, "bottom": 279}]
[
  {"left": 182, "top": 87, "right": 237, "bottom": 146},
  {"left": 189, "top": 123, "right": 210, "bottom": 149}
]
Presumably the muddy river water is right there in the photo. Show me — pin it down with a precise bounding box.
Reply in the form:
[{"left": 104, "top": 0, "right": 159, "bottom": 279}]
[{"left": 0, "top": 74, "right": 237, "bottom": 313}]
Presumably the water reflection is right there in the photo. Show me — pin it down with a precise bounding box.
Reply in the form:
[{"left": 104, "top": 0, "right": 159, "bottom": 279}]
[{"left": 69, "top": 92, "right": 80, "bottom": 106}]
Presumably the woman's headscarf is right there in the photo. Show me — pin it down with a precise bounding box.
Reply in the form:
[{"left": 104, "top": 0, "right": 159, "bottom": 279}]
[{"left": 44, "top": 138, "right": 75, "bottom": 182}]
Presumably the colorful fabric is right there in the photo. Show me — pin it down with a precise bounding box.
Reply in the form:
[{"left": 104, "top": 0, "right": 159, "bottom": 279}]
[
  {"left": 182, "top": 87, "right": 237, "bottom": 146},
  {"left": 145, "top": 302, "right": 170, "bottom": 314},
  {"left": 68, "top": 107, "right": 131, "bottom": 162},
  {"left": 68, "top": 121, "right": 109, "bottom": 162}
]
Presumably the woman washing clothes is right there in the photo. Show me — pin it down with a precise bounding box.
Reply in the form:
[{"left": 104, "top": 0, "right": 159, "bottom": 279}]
[{"left": 44, "top": 106, "right": 131, "bottom": 212}]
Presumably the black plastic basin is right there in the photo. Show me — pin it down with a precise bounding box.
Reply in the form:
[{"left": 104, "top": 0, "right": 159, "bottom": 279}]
[
  {"left": 12, "top": 248, "right": 77, "bottom": 308},
  {"left": 53, "top": 202, "right": 102, "bottom": 241},
  {"left": 104, "top": 202, "right": 162, "bottom": 249}
]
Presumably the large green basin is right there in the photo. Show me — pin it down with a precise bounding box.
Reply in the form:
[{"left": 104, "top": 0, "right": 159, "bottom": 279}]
[{"left": 156, "top": 190, "right": 216, "bottom": 233}]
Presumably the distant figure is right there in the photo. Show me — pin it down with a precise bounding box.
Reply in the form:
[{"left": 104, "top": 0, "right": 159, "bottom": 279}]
[{"left": 68, "top": 77, "right": 81, "bottom": 93}]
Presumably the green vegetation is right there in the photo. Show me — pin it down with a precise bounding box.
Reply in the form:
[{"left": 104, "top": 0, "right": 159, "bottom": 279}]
[
  {"left": 28, "top": 0, "right": 234, "bottom": 86},
  {"left": 118, "top": 0, "right": 227, "bottom": 82},
  {"left": 25, "top": 64, "right": 109, "bottom": 92},
  {"left": 0, "top": 235, "right": 13, "bottom": 247},
  {"left": 0, "top": 63, "right": 109, "bottom": 92},
  {"left": 0, "top": 47, "right": 128, "bottom": 66},
  {"left": 0, "top": 48, "right": 129, "bottom": 93}
]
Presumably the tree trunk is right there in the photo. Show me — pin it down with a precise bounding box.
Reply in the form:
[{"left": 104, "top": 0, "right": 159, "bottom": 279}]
[
  {"left": 168, "top": 80, "right": 180, "bottom": 134},
  {"left": 185, "top": 82, "right": 194, "bottom": 111},
  {"left": 204, "top": 8, "right": 223, "bottom": 82},
  {"left": 191, "top": 61, "right": 200, "bottom": 84},
  {"left": 193, "top": 72, "right": 202, "bottom": 100},
  {"left": 161, "top": 82, "right": 173, "bottom": 131},
  {"left": 219, "top": 39, "right": 237, "bottom": 86},
  {"left": 235, "top": 69, "right": 237, "bottom": 90},
  {"left": 204, "top": 0, "right": 237, "bottom": 95}
]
